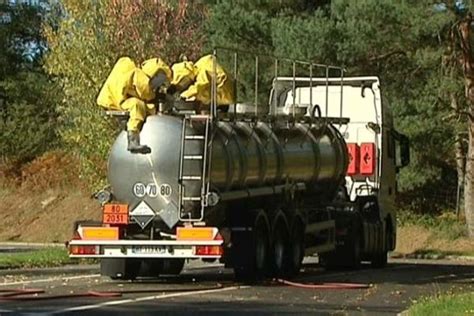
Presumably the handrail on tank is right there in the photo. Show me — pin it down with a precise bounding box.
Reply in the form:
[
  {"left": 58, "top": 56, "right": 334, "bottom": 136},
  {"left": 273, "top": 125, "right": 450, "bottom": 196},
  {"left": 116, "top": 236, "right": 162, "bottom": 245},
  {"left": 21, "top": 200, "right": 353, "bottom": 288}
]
[{"left": 211, "top": 46, "right": 347, "bottom": 123}]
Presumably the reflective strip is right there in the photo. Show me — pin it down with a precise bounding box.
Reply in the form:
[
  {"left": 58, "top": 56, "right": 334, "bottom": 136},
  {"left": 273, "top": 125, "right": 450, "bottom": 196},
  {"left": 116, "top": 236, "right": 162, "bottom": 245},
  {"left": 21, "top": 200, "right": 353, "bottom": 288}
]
[
  {"left": 69, "top": 239, "right": 223, "bottom": 246},
  {"left": 81, "top": 227, "right": 119, "bottom": 240},
  {"left": 177, "top": 227, "right": 217, "bottom": 241}
]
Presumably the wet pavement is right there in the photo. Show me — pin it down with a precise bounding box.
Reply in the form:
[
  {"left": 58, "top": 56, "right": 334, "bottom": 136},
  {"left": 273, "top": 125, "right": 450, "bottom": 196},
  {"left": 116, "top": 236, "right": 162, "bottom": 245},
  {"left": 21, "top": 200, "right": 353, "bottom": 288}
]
[{"left": 0, "top": 258, "right": 472, "bottom": 315}]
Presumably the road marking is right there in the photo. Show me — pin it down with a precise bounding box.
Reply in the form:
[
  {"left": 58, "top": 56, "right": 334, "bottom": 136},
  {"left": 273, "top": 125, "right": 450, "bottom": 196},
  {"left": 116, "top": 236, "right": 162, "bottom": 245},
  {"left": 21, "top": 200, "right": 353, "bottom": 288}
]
[
  {"left": 298, "top": 263, "right": 415, "bottom": 282},
  {"left": 0, "top": 274, "right": 100, "bottom": 286},
  {"left": 51, "top": 285, "right": 248, "bottom": 314}
]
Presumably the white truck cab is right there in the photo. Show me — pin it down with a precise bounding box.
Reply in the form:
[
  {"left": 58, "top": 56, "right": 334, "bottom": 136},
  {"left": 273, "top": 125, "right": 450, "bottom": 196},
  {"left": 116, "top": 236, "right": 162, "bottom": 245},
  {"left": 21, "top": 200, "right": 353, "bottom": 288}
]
[{"left": 273, "top": 76, "right": 409, "bottom": 250}]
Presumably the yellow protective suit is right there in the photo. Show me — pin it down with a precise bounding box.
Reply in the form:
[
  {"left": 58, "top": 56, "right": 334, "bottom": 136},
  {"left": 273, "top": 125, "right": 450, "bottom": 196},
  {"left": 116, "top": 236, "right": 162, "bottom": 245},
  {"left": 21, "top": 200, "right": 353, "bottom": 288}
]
[
  {"left": 177, "top": 55, "right": 235, "bottom": 106},
  {"left": 97, "top": 57, "right": 171, "bottom": 132},
  {"left": 170, "top": 60, "right": 195, "bottom": 92}
]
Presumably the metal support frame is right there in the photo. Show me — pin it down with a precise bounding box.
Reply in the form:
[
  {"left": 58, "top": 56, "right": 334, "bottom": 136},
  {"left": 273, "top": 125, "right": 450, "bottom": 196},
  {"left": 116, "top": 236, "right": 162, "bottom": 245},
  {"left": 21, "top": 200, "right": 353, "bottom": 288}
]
[
  {"left": 178, "top": 115, "right": 211, "bottom": 222},
  {"left": 177, "top": 47, "right": 347, "bottom": 224}
]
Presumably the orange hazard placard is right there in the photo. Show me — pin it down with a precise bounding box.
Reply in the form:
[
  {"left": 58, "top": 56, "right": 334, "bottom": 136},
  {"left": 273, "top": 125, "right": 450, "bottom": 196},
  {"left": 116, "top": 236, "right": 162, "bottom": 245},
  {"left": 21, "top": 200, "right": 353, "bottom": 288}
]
[
  {"left": 103, "top": 204, "right": 129, "bottom": 224},
  {"left": 346, "top": 143, "right": 360, "bottom": 176},
  {"left": 360, "top": 143, "right": 376, "bottom": 175},
  {"left": 81, "top": 226, "right": 119, "bottom": 240},
  {"left": 177, "top": 227, "right": 216, "bottom": 241}
]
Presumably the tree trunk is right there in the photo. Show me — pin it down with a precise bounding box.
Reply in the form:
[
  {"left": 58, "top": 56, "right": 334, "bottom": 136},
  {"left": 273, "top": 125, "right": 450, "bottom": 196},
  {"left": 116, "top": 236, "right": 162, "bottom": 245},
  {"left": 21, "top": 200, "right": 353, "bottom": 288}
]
[
  {"left": 451, "top": 94, "right": 466, "bottom": 217},
  {"left": 458, "top": 15, "right": 474, "bottom": 237},
  {"left": 465, "top": 124, "right": 474, "bottom": 236}
]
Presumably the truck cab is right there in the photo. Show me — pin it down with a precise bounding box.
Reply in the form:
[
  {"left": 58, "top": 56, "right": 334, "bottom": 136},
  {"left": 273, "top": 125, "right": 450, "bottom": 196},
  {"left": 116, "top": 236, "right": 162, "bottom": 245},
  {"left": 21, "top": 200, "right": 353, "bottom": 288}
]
[{"left": 273, "top": 76, "right": 409, "bottom": 253}]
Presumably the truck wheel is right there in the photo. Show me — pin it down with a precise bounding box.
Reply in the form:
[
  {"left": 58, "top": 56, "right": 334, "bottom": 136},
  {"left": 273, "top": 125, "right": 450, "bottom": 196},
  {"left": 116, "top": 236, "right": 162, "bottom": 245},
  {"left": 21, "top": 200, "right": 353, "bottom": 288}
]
[
  {"left": 371, "top": 222, "right": 390, "bottom": 268},
  {"left": 233, "top": 211, "right": 270, "bottom": 282},
  {"left": 287, "top": 218, "right": 305, "bottom": 277},
  {"left": 101, "top": 258, "right": 140, "bottom": 280},
  {"left": 320, "top": 227, "right": 361, "bottom": 270},
  {"left": 371, "top": 251, "right": 388, "bottom": 268},
  {"left": 139, "top": 259, "right": 185, "bottom": 277},
  {"left": 139, "top": 259, "right": 163, "bottom": 277},
  {"left": 270, "top": 213, "right": 290, "bottom": 277},
  {"left": 160, "top": 259, "right": 185, "bottom": 275},
  {"left": 349, "top": 232, "right": 362, "bottom": 269}
]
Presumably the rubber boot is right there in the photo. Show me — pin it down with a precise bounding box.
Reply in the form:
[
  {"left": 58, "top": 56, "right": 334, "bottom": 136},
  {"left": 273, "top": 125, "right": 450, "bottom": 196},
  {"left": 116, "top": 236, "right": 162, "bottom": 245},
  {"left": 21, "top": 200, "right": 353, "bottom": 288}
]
[{"left": 127, "top": 131, "right": 151, "bottom": 154}]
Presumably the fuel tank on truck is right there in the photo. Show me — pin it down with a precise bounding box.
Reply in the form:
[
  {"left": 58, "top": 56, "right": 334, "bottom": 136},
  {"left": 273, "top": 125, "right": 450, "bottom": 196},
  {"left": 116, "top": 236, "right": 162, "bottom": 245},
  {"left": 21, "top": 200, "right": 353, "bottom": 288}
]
[{"left": 108, "top": 114, "right": 348, "bottom": 229}]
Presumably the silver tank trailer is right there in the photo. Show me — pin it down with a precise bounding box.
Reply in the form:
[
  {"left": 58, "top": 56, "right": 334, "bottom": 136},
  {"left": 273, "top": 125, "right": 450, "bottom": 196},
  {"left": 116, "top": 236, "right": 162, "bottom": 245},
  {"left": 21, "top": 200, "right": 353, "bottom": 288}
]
[{"left": 108, "top": 115, "right": 348, "bottom": 227}]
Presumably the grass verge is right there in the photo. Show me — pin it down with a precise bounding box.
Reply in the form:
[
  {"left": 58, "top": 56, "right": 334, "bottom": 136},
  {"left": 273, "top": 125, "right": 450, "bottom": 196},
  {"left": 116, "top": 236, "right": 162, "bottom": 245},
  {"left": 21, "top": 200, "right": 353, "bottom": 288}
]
[
  {"left": 0, "top": 247, "right": 73, "bottom": 269},
  {"left": 397, "top": 210, "right": 467, "bottom": 240},
  {"left": 407, "top": 292, "right": 474, "bottom": 315},
  {"left": 391, "top": 249, "right": 474, "bottom": 259}
]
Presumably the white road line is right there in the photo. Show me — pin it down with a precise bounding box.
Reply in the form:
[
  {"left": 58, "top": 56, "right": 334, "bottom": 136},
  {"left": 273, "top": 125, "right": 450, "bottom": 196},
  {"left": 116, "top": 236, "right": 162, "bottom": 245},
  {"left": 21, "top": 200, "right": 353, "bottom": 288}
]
[
  {"left": 300, "top": 263, "right": 415, "bottom": 281},
  {"left": 0, "top": 274, "right": 101, "bottom": 286},
  {"left": 51, "top": 285, "right": 248, "bottom": 314},
  {"left": 52, "top": 285, "right": 247, "bottom": 313}
]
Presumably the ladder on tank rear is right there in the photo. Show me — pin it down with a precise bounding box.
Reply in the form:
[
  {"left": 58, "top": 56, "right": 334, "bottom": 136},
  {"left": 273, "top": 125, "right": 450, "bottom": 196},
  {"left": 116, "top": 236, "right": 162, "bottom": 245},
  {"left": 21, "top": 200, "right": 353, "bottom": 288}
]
[{"left": 178, "top": 115, "right": 212, "bottom": 222}]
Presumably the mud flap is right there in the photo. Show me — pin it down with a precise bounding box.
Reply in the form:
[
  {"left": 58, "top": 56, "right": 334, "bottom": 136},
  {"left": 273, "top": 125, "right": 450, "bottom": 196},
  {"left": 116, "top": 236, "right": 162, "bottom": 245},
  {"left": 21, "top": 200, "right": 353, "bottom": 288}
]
[{"left": 100, "top": 258, "right": 140, "bottom": 280}]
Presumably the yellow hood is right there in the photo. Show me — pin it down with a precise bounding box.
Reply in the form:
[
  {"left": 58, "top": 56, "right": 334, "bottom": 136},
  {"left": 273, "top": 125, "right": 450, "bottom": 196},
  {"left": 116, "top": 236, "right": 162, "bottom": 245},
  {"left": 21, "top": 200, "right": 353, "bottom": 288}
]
[{"left": 141, "top": 58, "right": 172, "bottom": 80}]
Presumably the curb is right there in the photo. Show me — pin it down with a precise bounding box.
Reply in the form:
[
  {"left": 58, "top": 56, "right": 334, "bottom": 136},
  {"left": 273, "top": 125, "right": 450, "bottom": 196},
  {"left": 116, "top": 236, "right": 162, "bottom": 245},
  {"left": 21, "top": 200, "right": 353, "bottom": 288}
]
[
  {"left": 390, "top": 253, "right": 474, "bottom": 261},
  {"left": 0, "top": 242, "right": 65, "bottom": 248},
  {"left": 0, "top": 264, "right": 99, "bottom": 277}
]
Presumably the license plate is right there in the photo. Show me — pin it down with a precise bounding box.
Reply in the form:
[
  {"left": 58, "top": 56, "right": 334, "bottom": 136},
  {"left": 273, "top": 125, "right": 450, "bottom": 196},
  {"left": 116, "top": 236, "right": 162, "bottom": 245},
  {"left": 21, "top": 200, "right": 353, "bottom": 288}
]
[
  {"left": 131, "top": 246, "right": 167, "bottom": 255},
  {"left": 103, "top": 204, "right": 129, "bottom": 224}
]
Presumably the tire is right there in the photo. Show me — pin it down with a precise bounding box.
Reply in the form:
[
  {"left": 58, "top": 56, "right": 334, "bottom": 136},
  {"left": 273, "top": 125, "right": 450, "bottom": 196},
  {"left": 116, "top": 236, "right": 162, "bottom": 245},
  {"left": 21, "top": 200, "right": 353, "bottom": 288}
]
[
  {"left": 270, "top": 213, "right": 290, "bottom": 277},
  {"left": 102, "top": 258, "right": 141, "bottom": 280},
  {"left": 371, "top": 251, "right": 388, "bottom": 268},
  {"left": 287, "top": 218, "right": 305, "bottom": 277},
  {"left": 160, "top": 259, "right": 185, "bottom": 275},
  {"left": 320, "top": 227, "right": 361, "bottom": 270},
  {"left": 233, "top": 211, "right": 270, "bottom": 282},
  {"left": 139, "top": 259, "right": 163, "bottom": 277},
  {"left": 371, "top": 221, "right": 390, "bottom": 268},
  {"left": 350, "top": 231, "right": 362, "bottom": 269},
  {"left": 135, "top": 258, "right": 185, "bottom": 278}
]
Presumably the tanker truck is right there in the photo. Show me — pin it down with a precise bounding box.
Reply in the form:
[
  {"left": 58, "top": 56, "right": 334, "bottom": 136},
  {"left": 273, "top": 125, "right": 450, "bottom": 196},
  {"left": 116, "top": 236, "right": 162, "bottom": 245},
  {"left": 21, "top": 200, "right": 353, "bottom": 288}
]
[{"left": 68, "top": 52, "right": 410, "bottom": 280}]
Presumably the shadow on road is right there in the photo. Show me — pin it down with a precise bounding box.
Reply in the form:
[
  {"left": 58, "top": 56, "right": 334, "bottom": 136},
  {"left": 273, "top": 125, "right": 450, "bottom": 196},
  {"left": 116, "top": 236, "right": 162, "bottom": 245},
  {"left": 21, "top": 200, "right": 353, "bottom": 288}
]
[{"left": 122, "top": 260, "right": 474, "bottom": 289}]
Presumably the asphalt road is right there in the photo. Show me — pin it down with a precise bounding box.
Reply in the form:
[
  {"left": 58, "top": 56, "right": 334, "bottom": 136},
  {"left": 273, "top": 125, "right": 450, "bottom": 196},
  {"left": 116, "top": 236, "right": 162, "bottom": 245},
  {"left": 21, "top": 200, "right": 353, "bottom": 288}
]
[{"left": 0, "top": 258, "right": 472, "bottom": 315}]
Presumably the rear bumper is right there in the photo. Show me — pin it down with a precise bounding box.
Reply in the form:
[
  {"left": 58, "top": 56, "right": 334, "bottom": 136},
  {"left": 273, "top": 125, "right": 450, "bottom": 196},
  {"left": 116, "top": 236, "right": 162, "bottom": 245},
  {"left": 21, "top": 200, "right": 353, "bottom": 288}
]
[{"left": 68, "top": 239, "right": 223, "bottom": 259}]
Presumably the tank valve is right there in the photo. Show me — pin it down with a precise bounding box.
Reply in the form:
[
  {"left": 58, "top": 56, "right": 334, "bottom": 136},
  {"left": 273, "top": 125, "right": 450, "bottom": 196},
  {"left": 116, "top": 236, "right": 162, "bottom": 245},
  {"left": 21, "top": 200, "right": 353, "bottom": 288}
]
[
  {"left": 206, "top": 192, "right": 220, "bottom": 207},
  {"left": 94, "top": 189, "right": 113, "bottom": 205}
]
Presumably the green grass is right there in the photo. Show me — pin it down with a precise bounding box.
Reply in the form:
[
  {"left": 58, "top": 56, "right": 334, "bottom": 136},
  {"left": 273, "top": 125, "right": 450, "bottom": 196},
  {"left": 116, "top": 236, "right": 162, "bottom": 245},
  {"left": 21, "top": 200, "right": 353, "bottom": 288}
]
[
  {"left": 397, "top": 210, "right": 468, "bottom": 240},
  {"left": 392, "top": 249, "right": 474, "bottom": 259},
  {"left": 0, "top": 247, "right": 73, "bottom": 269},
  {"left": 408, "top": 292, "right": 474, "bottom": 315}
]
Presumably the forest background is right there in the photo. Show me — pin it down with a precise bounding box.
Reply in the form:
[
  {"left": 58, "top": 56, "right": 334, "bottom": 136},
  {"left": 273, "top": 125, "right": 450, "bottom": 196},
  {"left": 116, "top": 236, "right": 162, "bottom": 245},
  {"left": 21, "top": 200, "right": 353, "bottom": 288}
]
[{"left": 1, "top": 0, "right": 474, "bottom": 239}]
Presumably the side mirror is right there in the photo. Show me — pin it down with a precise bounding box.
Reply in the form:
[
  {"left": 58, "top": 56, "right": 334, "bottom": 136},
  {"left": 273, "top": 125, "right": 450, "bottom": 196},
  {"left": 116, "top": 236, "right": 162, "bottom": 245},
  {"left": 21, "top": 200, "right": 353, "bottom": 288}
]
[
  {"left": 399, "top": 134, "right": 410, "bottom": 167},
  {"left": 393, "top": 130, "right": 410, "bottom": 169},
  {"left": 0, "top": 87, "right": 6, "bottom": 111}
]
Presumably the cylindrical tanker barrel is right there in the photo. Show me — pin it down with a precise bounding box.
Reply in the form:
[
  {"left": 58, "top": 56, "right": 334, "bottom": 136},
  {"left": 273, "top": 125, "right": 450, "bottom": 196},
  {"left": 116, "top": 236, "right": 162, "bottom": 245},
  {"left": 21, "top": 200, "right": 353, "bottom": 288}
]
[{"left": 108, "top": 115, "right": 348, "bottom": 228}]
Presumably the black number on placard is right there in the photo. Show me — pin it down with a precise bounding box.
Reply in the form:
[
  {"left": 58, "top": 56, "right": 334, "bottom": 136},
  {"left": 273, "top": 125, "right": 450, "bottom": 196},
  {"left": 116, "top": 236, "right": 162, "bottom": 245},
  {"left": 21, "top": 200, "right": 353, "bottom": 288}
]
[{"left": 160, "top": 184, "right": 171, "bottom": 197}]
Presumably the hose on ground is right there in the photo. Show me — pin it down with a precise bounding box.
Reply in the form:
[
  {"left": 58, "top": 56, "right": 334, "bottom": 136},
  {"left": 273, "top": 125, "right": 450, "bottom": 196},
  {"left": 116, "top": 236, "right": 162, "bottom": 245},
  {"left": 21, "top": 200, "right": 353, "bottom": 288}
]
[
  {"left": 0, "top": 284, "right": 224, "bottom": 301},
  {"left": 275, "top": 278, "right": 371, "bottom": 290}
]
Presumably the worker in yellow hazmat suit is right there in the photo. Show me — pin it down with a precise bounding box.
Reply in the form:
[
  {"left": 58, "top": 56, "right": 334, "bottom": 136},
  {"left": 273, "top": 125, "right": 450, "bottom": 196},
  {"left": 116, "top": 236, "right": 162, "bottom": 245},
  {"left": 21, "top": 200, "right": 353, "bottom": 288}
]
[
  {"left": 169, "top": 59, "right": 195, "bottom": 93},
  {"left": 170, "top": 55, "right": 234, "bottom": 109},
  {"left": 97, "top": 57, "right": 171, "bottom": 154}
]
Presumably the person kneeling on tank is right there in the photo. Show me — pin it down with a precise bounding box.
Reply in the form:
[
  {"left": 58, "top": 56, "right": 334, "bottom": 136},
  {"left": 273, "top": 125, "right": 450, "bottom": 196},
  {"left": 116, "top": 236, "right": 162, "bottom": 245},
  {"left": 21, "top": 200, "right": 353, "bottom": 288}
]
[
  {"left": 168, "top": 55, "right": 234, "bottom": 114},
  {"left": 97, "top": 57, "right": 172, "bottom": 154}
]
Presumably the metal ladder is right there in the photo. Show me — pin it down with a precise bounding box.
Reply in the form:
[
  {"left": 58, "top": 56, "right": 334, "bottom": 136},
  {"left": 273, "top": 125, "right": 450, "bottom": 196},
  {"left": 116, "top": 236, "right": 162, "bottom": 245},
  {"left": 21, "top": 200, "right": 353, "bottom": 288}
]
[{"left": 178, "top": 114, "right": 211, "bottom": 222}]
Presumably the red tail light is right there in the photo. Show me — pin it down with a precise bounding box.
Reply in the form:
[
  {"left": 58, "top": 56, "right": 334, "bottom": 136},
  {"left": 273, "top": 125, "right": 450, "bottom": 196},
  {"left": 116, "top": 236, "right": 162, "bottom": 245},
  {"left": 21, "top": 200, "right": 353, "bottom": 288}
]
[
  {"left": 346, "top": 143, "right": 360, "bottom": 176},
  {"left": 360, "top": 143, "right": 376, "bottom": 175},
  {"left": 195, "top": 245, "right": 223, "bottom": 256},
  {"left": 69, "top": 245, "right": 98, "bottom": 255},
  {"left": 194, "top": 232, "right": 224, "bottom": 256}
]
